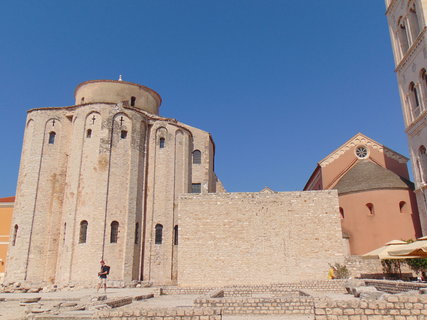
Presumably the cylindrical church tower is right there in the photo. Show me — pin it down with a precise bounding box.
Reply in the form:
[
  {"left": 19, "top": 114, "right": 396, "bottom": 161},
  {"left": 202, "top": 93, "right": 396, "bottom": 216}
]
[{"left": 5, "top": 79, "right": 215, "bottom": 287}]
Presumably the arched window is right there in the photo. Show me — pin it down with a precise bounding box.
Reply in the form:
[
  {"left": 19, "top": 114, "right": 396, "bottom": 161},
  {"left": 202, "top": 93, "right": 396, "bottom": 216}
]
[
  {"left": 366, "top": 203, "right": 375, "bottom": 215},
  {"left": 409, "top": 82, "right": 421, "bottom": 119},
  {"left": 12, "top": 225, "right": 18, "bottom": 246},
  {"left": 135, "top": 222, "right": 139, "bottom": 244},
  {"left": 155, "top": 224, "right": 163, "bottom": 244},
  {"left": 86, "top": 129, "right": 92, "bottom": 138},
  {"left": 419, "top": 69, "right": 427, "bottom": 111},
  {"left": 159, "top": 137, "right": 165, "bottom": 148},
  {"left": 81, "top": 97, "right": 85, "bottom": 104},
  {"left": 399, "top": 201, "right": 410, "bottom": 214},
  {"left": 130, "top": 96, "right": 136, "bottom": 107},
  {"left": 419, "top": 146, "right": 427, "bottom": 183},
  {"left": 192, "top": 150, "right": 201, "bottom": 164},
  {"left": 48, "top": 131, "right": 56, "bottom": 144},
  {"left": 339, "top": 207, "right": 344, "bottom": 219},
  {"left": 79, "top": 220, "right": 88, "bottom": 243},
  {"left": 409, "top": 5, "right": 420, "bottom": 41},
  {"left": 110, "top": 221, "right": 119, "bottom": 243},
  {"left": 174, "top": 225, "right": 178, "bottom": 245},
  {"left": 398, "top": 17, "right": 410, "bottom": 55},
  {"left": 120, "top": 130, "right": 127, "bottom": 139}
]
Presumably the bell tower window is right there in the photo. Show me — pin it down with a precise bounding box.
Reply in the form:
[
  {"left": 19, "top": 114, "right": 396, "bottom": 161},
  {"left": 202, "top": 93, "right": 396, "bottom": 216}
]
[
  {"left": 398, "top": 17, "right": 410, "bottom": 56},
  {"left": 409, "top": 82, "right": 421, "bottom": 119}
]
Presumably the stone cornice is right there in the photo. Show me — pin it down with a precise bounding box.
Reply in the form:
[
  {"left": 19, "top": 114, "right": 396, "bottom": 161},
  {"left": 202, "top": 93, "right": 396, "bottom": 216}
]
[
  {"left": 395, "top": 27, "right": 427, "bottom": 73},
  {"left": 385, "top": 0, "right": 398, "bottom": 15},
  {"left": 0, "top": 202, "right": 14, "bottom": 208},
  {"left": 319, "top": 133, "right": 408, "bottom": 168},
  {"left": 406, "top": 109, "right": 427, "bottom": 135}
]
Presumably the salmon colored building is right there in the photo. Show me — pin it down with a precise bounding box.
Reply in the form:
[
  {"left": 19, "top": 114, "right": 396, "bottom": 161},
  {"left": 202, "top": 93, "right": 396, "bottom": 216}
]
[
  {"left": 304, "top": 133, "right": 421, "bottom": 255},
  {"left": 0, "top": 196, "right": 14, "bottom": 280}
]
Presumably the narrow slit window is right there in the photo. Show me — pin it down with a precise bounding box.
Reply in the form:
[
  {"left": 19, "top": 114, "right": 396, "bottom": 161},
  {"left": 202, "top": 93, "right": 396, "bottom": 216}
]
[
  {"left": 63, "top": 223, "right": 66, "bottom": 245},
  {"left": 155, "top": 224, "right": 163, "bottom": 244},
  {"left": 86, "top": 129, "right": 92, "bottom": 138},
  {"left": 399, "top": 201, "right": 409, "bottom": 213},
  {"left": 193, "top": 150, "right": 201, "bottom": 164},
  {"left": 135, "top": 222, "right": 139, "bottom": 244},
  {"left": 121, "top": 130, "right": 128, "bottom": 139},
  {"left": 366, "top": 203, "right": 375, "bottom": 215},
  {"left": 48, "top": 131, "right": 56, "bottom": 144},
  {"left": 174, "top": 225, "right": 178, "bottom": 245},
  {"left": 79, "top": 220, "right": 88, "bottom": 243},
  {"left": 12, "top": 225, "right": 18, "bottom": 246},
  {"left": 159, "top": 137, "right": 165, "bottom": 148},
  {"left": 110, "top": 221, "right": 119, "bottom": 243},
  {"left": 130, "top": 96, "right": 136, "bottom": 107},
  {"left": 339, "top": 207, "right": 344, "bottom": 219}
]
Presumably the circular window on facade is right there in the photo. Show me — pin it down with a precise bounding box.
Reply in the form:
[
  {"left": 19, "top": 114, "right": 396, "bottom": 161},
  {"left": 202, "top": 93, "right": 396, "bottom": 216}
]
[{"left": 355, "top": 146, "right": 368, "bottom": 159}]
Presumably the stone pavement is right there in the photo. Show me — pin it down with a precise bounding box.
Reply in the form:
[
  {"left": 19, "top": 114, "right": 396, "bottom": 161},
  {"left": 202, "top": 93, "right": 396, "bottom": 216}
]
[{"left": 0, "top": 287, "right": 158, "bottom": 319}]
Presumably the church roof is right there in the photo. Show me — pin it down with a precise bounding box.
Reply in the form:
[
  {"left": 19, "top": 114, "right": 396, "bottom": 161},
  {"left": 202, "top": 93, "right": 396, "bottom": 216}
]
[
  {"left": 333, "top": 160, "right": 414, "bottom": 195},
  {"left": 0, "top": 196, "right": 15, "bottom": 203}
]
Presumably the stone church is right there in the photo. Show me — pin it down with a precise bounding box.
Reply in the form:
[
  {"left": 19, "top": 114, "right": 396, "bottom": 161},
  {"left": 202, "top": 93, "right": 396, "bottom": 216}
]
[{"left": 5, "top": 79, "right": 345, "bottom": 287}]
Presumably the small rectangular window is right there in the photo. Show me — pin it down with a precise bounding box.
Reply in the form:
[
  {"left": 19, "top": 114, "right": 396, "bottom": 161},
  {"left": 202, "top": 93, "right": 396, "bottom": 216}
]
[
  {"left": 159, "top": 138, "right": 165, "bottom": 148},
  {"left": 191, "top": 183, "right": 201, "bottom": 194},
  {"left": 121, "top": 130, "right": 127, "bottom": 139}
]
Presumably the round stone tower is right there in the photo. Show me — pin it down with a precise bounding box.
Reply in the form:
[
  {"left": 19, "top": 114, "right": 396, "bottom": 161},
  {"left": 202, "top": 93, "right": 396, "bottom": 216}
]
[{"left": 75, "top": 80, "right": 162, "bottom": 115}]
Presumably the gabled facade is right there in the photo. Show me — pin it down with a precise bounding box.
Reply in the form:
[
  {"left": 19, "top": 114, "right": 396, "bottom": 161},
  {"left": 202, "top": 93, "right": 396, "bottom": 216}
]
[
  {"left": 385, "top": 0, "right": 427, "bottom": 234},
  {"left": 305, "top": 133, "right": 421, "bottom": 255}
]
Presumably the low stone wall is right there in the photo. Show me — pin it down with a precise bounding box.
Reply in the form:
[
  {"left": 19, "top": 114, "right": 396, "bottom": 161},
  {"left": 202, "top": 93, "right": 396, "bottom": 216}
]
[
  {"left": 87, "top": 292, "right": 427, "bottom": 320},
  {"left": 314, "top": 295, "right": 427, "bottom": 319},
  {"left": 364, "top": 279, "right": 427, "bottom": 293},
  {"left": 195, "top": 296, "right": 314, "bottom": 315},
  {"left": 345, "top": 256, "right": 415, "bottom": 279},
  {"left": 160, "top": 287, "right": 217, "bottom": 295},
  {"left": 161, "top": 280, "right": 347, "bottom": 296},
  {"left": 95, "top": 307, "right": 221, "bottom": 320}
]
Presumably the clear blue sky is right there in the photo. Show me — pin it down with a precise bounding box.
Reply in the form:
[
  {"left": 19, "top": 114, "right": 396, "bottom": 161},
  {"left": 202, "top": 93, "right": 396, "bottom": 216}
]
[{"left": 0, "top": 1, "right": 407, "bottom": 196}]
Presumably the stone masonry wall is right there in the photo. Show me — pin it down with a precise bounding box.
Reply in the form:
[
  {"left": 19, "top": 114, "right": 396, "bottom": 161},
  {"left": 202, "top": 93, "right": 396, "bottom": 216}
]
[
  {"left": 314, "top": 295, "right": 427, "bottom": 319},
  {"left": 95, "top": 307, "right": 222, "bottom": 320},
  {"left": 195, "top": 296, "right": 314, "bottom": 315},
  {"left": 160, "top": 280, "right": 348, "bottom": 296},
  {"left": 92, "top": 295, "right": 427, "bottom": 320},
  {"left": 177, "top": 190, "right": 345, "bottom": 287}
]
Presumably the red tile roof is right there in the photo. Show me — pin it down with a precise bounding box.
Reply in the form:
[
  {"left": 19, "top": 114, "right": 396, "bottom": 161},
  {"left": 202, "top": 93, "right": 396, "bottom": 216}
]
[{"left": 0, "top": 196, "right": 15, "bottom": 203}]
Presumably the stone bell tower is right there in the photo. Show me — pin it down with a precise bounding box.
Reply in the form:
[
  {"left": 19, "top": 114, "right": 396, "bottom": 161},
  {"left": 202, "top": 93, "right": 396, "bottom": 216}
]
[{"left": 385, "top": 0, "right": 427, "bottom": 233}]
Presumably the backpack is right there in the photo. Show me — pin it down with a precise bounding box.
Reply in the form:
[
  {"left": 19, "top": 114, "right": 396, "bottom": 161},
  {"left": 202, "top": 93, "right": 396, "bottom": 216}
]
[{"left": 105, "top": 265, "right": 110, "bottom": 275}]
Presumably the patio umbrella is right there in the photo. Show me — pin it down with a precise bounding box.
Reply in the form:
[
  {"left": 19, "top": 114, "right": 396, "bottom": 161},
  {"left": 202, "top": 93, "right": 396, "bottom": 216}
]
[
  {"left": 389, "top": 236, "right": 427, "bottom": 258},
  {"left": 363, "top": 240, "right": 415, "bottom": 259}
]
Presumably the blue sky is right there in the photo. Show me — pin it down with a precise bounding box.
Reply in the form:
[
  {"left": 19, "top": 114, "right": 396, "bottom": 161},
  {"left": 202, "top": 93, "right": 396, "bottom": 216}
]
[{"left": 0, "top": 1, "right": 406, "bottom": 195}]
